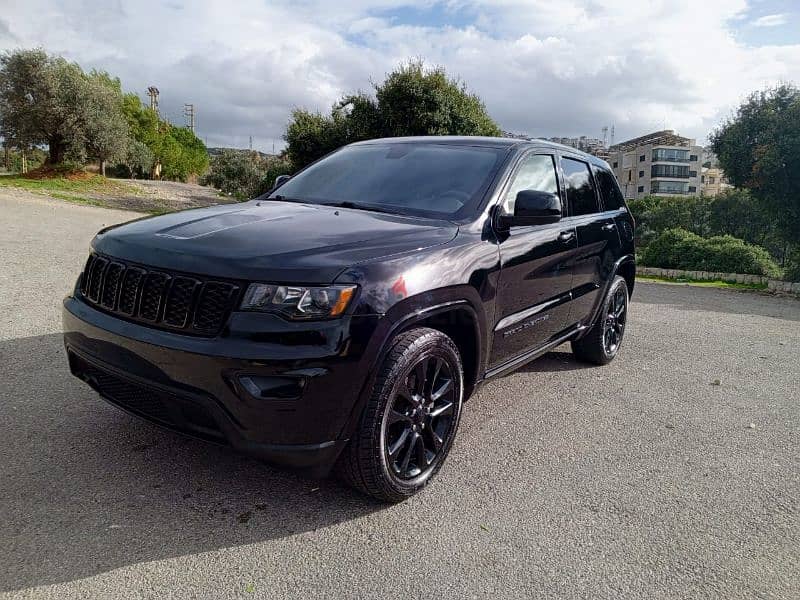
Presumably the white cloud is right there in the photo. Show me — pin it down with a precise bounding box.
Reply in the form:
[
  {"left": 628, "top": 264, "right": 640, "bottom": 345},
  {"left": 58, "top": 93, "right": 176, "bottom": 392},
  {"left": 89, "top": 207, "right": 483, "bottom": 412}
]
[
  {"left": 752, "top": 13, "right": 788, "bottom": 27},
  {"left": 1, "top": 0, "right": 799, "bottom": 150}
]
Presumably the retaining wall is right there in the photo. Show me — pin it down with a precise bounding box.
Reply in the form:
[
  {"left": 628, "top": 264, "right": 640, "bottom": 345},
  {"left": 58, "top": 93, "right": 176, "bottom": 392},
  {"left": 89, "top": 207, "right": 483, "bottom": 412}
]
[{"left": 636, "top": 266, "right": 800, "bottom": 294}]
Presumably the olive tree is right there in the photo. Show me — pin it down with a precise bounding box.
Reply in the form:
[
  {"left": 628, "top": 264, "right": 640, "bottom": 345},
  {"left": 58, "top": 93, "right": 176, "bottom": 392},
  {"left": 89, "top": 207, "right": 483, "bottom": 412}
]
[{"left": 0, "top": 49, "right": 130, "bottom": 169}]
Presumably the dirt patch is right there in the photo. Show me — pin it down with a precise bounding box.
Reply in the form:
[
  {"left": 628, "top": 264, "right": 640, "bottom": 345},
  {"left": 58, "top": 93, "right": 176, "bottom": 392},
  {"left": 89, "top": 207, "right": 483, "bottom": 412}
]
[
  {"left": 109, "top": 179, "right": 237, "bottom": 213},
  {"left": 21, "top": 166, "right": 93, "bottom": 180}
]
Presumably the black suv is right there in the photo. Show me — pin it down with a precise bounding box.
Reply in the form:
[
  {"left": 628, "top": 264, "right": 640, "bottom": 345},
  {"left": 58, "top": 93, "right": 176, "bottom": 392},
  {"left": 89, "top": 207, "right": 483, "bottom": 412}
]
[{"left": 64, "top": 136, "right": 635, "bottom": 502}]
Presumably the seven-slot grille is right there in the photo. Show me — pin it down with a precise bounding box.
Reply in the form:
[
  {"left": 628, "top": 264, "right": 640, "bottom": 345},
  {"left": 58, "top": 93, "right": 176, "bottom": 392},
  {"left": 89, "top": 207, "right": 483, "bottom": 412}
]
[{"left": 79, "top": 254, "right": 240, "bottom": 336}]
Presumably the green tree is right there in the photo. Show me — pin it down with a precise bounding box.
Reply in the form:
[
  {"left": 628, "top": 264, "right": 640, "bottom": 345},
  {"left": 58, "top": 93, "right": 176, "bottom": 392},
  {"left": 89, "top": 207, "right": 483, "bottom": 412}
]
[
  {"left": 202, "top": 150, "right": 265, "bottom": 199},
  {"left": 120, "top": 139, "right": 154, "bottom": 178},
  {"left": 0, "top": 49, "right": 131, "bottom": 168},
  {"left": 375, "top": 61, "right": 501, "bottom": 138},
  {"left": 84, "top": 72, "right": 129, "bottom": 175},
  {"left": 285, "top": 60, "right": 502, "bottom": 169},
  {"left": 711, "top": 84, "right": 800, "bottom": 245}
]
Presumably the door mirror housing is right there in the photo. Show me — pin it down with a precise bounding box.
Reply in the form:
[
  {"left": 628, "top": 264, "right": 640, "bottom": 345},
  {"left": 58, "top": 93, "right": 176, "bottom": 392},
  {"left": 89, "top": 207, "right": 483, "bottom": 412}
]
[
  {"left": 499, "top": 190, "right": 562, "bottom": 228},
  {"left": 273, "top": 174, "right": 291, "bottom": 190}
]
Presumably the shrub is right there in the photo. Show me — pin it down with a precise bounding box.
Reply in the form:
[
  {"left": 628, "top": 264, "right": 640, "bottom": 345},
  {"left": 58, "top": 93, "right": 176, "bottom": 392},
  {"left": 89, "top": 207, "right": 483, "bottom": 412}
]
[
  {"left": 641, "top": 228, "right": 781, "bottom": 277},
  {"left": 257, "top": 157, "right": 293, "bottom": 196},
  {"left": 202, "top": 151, "right": 293, "bottom": 200},
  {"left": 639, "top": 228, "right": 699, "bottom": 269},
  {"left": 784, "top": 248, "right": 800, "bottom": 282}
]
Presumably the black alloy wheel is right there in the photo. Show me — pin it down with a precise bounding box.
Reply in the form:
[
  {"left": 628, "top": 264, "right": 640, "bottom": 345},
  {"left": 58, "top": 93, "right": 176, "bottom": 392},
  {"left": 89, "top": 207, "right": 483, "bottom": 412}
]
[
  {"left": 336, "top": 327, "right": 464, "bottom": 502},
  {"left": 571, "top": 275, "right": 629, "bottom": 365},
  {"left": 383, "top": 355, "right": 457, "bottom": 480},
  {"left": 603, "top": 284, "right": 627, "bottom": 355}
]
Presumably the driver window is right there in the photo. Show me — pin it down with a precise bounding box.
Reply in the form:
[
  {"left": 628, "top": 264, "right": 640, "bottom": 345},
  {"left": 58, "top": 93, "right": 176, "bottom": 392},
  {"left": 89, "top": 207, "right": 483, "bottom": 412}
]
[{"left": 502, "top": 154, "right": 559, "bottom": 215}]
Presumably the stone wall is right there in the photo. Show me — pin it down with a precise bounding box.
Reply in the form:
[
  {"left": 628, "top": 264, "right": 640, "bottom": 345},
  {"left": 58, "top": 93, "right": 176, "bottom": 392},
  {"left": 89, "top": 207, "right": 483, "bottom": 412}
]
[{"left": 636, "top": 266, "right": 800, "bottom": 294}]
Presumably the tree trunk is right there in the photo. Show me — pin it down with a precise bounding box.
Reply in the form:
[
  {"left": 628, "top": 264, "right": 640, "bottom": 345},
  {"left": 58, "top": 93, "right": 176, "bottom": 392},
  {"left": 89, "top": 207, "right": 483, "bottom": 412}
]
[
  {"left": 47, "top": 136, "right": 65, "bottom": 165},
  {"left": 100, "top": 160, "right": 106, "bottom": 177}
]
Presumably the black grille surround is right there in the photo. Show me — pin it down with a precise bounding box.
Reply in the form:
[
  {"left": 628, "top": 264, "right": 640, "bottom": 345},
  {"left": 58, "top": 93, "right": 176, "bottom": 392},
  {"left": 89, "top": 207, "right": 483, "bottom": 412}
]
[{"left": 79, "top": 253, "right": 242, "bottom": 337}]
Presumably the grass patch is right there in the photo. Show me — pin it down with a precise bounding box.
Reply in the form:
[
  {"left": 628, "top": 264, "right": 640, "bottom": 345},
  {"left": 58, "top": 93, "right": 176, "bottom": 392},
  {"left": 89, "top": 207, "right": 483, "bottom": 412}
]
[
  {"left": 0, "top": 173, "right": 137, "bottom": 197},
  {"left": 638, "top": 275, "right": 768, "bottom": 291},
  {"left": 47, "top": 192, "right": 108, "bottom": 208}
]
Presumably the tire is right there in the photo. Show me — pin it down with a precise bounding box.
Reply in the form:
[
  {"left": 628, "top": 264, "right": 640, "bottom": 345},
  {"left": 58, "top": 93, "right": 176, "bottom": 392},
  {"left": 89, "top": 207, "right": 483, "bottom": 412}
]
[
  {"left": 336, "top": 327, "right": 464, "bottom": 503},
  {"left": 571, "top": 275, "right": 629, "bottom": 365}
]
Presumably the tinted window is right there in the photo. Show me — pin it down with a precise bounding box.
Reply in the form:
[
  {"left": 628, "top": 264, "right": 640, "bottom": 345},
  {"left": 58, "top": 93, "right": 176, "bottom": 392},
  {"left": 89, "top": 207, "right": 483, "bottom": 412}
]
[
  {"left": 562, "top": 158, "right": 599, "bottom": 215},
  {"left": 593, "top": 167, "right": 625, "bottom": 210},
  {"left": 501, "top": 154, "right": 558, "bottom": 215},
  {"left": 268, "top": 143, "right": 505, "bottom": 219}
]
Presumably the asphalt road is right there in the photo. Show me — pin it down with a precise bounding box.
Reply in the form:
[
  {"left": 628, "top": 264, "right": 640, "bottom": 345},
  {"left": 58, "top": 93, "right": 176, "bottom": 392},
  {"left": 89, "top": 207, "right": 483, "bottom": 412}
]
[{"left": 1, "top": 192, "right": 798, "bottom": 599}]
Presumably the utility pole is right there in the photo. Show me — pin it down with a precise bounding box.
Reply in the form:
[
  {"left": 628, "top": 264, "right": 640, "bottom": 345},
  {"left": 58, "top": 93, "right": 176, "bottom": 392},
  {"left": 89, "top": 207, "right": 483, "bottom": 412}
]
[
  {"left": 183, "top": 103, "right": 195, "bottom": 134},
  {"left": 610, "top": 124, "right": 615, "bottom": 147},
  {"left": 249, "top": 135, "right": 253, "bottom": 152},
  {"left": 146, "top": 86, "right": 160, "bottom": 114}
]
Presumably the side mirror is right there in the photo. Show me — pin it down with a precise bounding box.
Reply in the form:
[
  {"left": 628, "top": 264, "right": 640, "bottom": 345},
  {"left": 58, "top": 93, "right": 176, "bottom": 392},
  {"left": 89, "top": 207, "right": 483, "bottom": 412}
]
[
  {"left": 500, "top": 190, "right": 562, "bottom": 228},
  {"left": 273, "top": 174, "right": 291, "bottom": 190}
]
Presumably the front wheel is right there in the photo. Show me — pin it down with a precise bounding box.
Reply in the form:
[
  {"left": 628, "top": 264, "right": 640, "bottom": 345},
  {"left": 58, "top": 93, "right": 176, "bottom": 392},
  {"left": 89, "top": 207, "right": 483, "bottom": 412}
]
[
  {"left": 571, "top": 275, "right": 629, "bottom": 365},
  {"left": 336, "top": 327, "right": 464, "bottom": 503}
]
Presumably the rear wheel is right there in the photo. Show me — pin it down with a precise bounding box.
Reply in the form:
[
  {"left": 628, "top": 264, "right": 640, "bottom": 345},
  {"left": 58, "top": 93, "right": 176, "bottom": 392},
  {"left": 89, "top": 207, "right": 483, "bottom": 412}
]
[
  {"left": 571, "top": 275, "right": 628, "bottom": 365},
  {"left": 336, "top": 327, "right": 464, "bottom": 503}
]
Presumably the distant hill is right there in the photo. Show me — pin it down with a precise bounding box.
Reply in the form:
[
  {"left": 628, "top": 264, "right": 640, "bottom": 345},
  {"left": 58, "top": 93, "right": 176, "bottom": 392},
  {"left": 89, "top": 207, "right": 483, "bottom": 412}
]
[{"left": 207, "top": 147, "right": 276, "bottom": 160}]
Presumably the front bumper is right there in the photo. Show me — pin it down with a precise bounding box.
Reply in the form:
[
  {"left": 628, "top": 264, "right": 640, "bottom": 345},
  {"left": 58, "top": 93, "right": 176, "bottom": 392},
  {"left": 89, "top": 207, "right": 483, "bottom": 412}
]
[{"left": 63, "top": 295, "right": 383, "bottom": 476}]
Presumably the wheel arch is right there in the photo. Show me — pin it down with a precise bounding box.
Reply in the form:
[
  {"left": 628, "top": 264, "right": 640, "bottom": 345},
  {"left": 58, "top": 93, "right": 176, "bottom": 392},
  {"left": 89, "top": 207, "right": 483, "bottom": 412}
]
[
  {"left": 577, "top": 254, "right": 636, "bottom": 339},
  {"left": 338, "top": 294, "right": 486, "bottom": 442}
]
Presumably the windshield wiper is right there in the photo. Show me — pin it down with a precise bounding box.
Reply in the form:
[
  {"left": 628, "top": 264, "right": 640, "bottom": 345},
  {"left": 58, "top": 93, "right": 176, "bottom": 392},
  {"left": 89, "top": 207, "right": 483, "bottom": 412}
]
[
  {"left": 268, "top": 195, "right": 308, "bottom": 203},
  {"left": 321, "top": 201, "right": 398, "bottom": 215}
]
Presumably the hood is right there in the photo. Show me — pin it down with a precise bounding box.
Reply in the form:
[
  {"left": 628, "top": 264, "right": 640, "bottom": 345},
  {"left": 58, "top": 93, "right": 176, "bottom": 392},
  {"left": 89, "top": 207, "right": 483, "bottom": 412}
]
[{"left": 92, "top": 200, "right": 458, "bottom": 283}]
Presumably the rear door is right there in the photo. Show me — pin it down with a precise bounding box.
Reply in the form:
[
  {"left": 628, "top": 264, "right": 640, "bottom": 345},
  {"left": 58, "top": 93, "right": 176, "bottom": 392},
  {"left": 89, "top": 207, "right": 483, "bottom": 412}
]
[
  {"left": 490, "top": 152, "right": 577, "bottom": 368},
  {"left": 559, "top": 156, "right": 622, "bottom": 325}
]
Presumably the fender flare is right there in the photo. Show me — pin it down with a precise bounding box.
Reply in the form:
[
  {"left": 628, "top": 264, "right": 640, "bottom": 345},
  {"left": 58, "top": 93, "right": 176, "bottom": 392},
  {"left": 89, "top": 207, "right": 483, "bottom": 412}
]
[
  {"left": 337, "top": 298, "right": 483, "bottom": 441},
  {"left": 578, "top": 254, "right": 636, "bottom": 337}
]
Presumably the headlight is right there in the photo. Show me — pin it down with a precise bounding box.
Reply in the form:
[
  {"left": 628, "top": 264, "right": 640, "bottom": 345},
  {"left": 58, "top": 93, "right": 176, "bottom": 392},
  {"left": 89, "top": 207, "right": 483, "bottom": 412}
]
[{"left": 240, "top": 283, "right": 356, "bottom": 319}]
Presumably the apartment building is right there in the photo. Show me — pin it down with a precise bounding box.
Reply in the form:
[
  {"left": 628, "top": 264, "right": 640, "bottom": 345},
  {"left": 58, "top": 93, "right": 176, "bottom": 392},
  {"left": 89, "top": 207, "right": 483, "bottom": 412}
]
[
  {"left": 607, "top": 130, "right": 703, "bottom": 200},
  {"left": 701, "top": 167, "right": 732, "bottom": 197},
  {"left": 545, "top": 136, "right": 607, "bottom": 156}
]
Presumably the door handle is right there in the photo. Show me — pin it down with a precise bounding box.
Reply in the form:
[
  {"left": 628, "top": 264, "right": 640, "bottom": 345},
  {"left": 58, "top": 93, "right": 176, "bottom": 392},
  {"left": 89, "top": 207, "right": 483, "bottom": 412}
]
[
  {"left": 558, "top": 230, "right": 575, "bottom": 243},
  {"left": 601, "top": 223, "right": 617, "bottom": 232}
]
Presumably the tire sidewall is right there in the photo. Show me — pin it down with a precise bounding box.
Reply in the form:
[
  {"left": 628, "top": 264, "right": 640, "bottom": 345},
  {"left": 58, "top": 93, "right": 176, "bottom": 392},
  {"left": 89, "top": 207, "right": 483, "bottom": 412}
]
[
  {"left": 602, "top": 277, "right": 628, "bottom": 360},
  {"left": 376, "top": 333, "right": 464, "bottom": 495}
]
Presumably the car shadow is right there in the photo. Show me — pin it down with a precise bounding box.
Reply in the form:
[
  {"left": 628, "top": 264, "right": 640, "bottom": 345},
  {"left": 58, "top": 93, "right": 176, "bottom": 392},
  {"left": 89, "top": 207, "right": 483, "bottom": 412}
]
[{"left": 0, "top": 333, "right": 380, "bottom": 593}]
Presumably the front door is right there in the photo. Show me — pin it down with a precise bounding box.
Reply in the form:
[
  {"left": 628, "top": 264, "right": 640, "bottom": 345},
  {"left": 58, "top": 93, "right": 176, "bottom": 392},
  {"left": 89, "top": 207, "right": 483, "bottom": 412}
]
[{"left": 490, "top": 152, "right": 576, "bottom": 369}]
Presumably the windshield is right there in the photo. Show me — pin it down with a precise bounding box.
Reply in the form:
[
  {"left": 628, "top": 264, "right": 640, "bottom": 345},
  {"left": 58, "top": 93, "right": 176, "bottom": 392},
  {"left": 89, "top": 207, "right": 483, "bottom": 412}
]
[{"left": 268, "top": 143, "right": 507, "bottom": 219}]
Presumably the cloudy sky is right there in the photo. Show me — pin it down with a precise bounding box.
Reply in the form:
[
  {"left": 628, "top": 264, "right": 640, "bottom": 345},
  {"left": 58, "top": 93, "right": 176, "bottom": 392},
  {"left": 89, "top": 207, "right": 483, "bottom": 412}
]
[{"left": 2, "top": 0, "right": 799, "bottom": 152}]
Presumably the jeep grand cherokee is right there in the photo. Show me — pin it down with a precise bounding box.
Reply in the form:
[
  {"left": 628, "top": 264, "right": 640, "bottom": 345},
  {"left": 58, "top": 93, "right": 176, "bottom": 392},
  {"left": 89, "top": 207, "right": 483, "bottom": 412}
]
[{"left": 63, "top": 136, "right": 635, "bottom": 502}]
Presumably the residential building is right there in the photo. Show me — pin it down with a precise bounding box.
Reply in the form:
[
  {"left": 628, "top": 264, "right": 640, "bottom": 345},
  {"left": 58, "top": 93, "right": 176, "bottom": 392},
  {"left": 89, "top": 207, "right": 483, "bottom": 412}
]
[
  {"left": 701, "top": 167, "right": 732, "bottom": 197},
  {"left": 607, "top": 130, "right": 703, "bottom": 200},
  {"left": 544, "top": 136, "right": 607, "bottom": 156}
]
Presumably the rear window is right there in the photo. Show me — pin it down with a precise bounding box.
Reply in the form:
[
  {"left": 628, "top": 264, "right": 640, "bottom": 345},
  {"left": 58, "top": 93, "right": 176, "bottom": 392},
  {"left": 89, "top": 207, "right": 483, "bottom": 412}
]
[
  {"left": 593, "top": 167, "right": 626, "bottom": 210},
  {"left": 562, "top": 158, "right": 599, "bottom": 216},
  {"left": 269, "top": 143, "right": 506, "bottom": 219}
]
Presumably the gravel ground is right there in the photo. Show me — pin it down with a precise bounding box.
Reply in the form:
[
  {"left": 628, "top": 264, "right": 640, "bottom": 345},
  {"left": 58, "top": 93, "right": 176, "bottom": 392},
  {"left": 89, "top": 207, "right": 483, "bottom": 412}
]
[
  {"left": 111, "top": 179, "right": 235, "bottom": 213},
  {"left": 1, "top": 191, "right": 798, "bottom": 599}
]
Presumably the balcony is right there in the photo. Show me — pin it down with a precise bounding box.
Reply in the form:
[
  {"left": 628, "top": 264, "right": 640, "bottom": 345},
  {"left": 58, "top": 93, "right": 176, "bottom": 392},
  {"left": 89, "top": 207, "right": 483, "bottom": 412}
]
[
  {"left": 651, "top": 165, "right": 691, "bottom": 179},
  {"left": 652, "top": 148, "right": 690, "bottom": 163}
]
